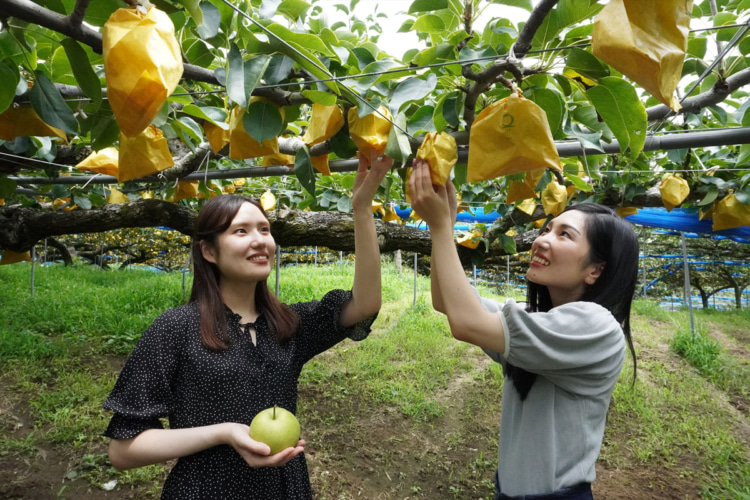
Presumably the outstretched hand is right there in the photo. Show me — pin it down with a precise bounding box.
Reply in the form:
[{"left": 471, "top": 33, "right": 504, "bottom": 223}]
[
  {"left": 226, "top": 423, "right": 305, "bottom": 468},
  {"left": 352, "top": 150, "right": 393, "bottom": 211},
  {"left": 409, "top": 159, "right": 457, "bottom": 231}
]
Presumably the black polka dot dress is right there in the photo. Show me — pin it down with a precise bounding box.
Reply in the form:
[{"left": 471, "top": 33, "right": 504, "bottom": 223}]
[{"left": 103, "top": 289, "right": 376, "bottom": 499}]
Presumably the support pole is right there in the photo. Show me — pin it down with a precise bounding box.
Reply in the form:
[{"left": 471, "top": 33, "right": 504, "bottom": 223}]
[
  {"left": 30, "top": 245, "right": 36, "bottom": 297},
  {"left": 413, "top": 253, "right": 418, "bottom": 306},
  {"left": 681, "top": 232, "right": 696, "bottom": 334},
  {"left": 275, "top": 245, "right": 281, "bottom": 298}
]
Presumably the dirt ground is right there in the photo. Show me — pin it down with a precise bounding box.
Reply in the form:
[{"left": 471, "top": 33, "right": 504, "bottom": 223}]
[{"left": 1, "top": 323, "right": 747, "bottom": 500}]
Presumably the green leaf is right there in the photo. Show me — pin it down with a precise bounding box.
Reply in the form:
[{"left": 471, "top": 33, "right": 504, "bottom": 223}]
[
  {"left": 73, "top": 194, "right": 92, "bottom": 210},
  {"left": 389, "top": 73, "right": 437, "bottom": 115},
  {"left": 384, "top": 113, "right": 412, "bottom": 166},
  {"left": 586, "top": 77, "right": 646, "bottom": 157},
  {"left": 564, "top": 172, "right": 592, "bottom": 191},
  {"left": 301, "top": 90, "right": 337, "bottom": 106},
  {"left": 227, "top": 46, "right": 270, "bottom": 108},
  {"left": 499, "top": 234, "right": 517, "bottom": 255},
  {"left": 294, "top": 146, "right": 316, "bottom": 196},
  {"left": 177, "top": 0, "right": 203, "bottom": 26},
  {"left": 490, "top": 0, "right": 532, "bottom": 11},
  {"left": 175, "top": 116, "right": 204, "bottom": 144},
  {"left": 260, "top": 0, "right": 283, "bottom": 18},
  {"left": 278, "top": 0, "right": 312, "bottom": 21},
  {"left": 329, "top": 126, "right": 359, "bottom": 158},
  {"left": 687, "top": 37, "right": 708, "bottom": 59},
  {"left": 184, "top": 38, "right": 215, "bottom": 68},
  {"left": 264, "top": 54, "right": 295, "bottom": 84},
  {"left": 30, "top": 71, "right": 78, "bottom": 136},
  {"left": 408, "top": 0, "right": 448, "bottom": 13},
  {"left": 264, "top": 23, "right": 334, "bottom": 57},
  {"left": 526, "top": 88, "right": 565, "bottom": 136},
  {"left": 407, "top": 105, "right": 436, "bottom": 135},
  {"left": 0, "top": 62, "right": 19, "bottom": 114},
  {"left": 243, "top": 100, "right": 283, "bottom": 143},
  {"left": 565, "top": 48, "right": 609, "bottom": 82},
  {"left": 0, "top": 176, "right": 17, "bottom": 199},
  {"left": 91, "top": 114, "right": 120, "bottom": 151},
  {"left": 697, "top": 185, "right": 719, "bottom": 207},
  {"left": 61, "top": 38, "right": 102, "bottom": 111},
  {"left": 412, "top": 15, "right": 446, "bottom": 33},
  {"left": 183, "top": 104, "right": 228, "bottom": 129}
]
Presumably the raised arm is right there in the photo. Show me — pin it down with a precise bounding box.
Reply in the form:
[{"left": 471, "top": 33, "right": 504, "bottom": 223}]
[
  {"left": 339, "top": 151, "right": 393, "bottom": 328},
  {"left": 409, "top": 160, "right": 506, "bottom": 354},
  {"left": 108, "top": 423, "right": 304, "bottom": 471},
  {"left": 429, "top": 167, "right": 458, "bottom": 314}
]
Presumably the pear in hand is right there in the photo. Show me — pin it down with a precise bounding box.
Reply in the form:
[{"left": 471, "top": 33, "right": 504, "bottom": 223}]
[{"left": 249, "top": 405, "right": 301, "bottom": 455}]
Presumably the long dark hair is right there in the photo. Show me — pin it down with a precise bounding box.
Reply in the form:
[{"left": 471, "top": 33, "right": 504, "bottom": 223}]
[
  {"left": 190, "top": 195, "right": 299, "bottom": 350},
  {"left": 507, "top": 203, "right": 640, "bottom": 400}
]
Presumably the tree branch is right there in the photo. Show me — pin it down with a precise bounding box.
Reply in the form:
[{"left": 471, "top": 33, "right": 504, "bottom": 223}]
[
  {"left": 68, "top": 0, "right": 91, "bottom": 30},
  {"left": 646, "top": 68, "right": 750, "bottom": 121},
  {"left": 513, "top": 0, "right": 560, "bottom": 59}
]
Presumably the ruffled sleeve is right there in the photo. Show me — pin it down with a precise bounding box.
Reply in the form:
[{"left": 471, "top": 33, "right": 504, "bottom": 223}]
[
  {"left": 291, "top": 289, "right": 377, "bottom": 365},
  {"left": 102, "top": 307, "right": 187, "bottom": 439}
]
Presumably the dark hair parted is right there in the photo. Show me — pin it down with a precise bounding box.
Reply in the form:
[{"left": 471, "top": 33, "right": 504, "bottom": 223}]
[
  {"left": 508, "top": 203, "right": 640, "bottom": 400},
  {"left": 189, "top": 195, "right": 299, "bottom": 350}
]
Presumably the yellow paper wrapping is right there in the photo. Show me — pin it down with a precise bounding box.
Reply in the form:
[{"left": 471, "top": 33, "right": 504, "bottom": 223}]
[
  {"left": 372, "top": 201, "right": 385, "bottom": 218},
  {"left": 659, "top": 173, "right": 690, "bottom": 211},
  {"left": 260, "top": 190, "right": 276, "bottom": 211},
  {"left": 303, "top": 104, "right": 345, "bottom": 146},
  {"left": 592, "top": 0, "right": 691, "bottom": 111},
  {"left": 229, "top": 104, "right": 280, "bottom": 160},
  {"left": 541, "top": 179, "right": 568, "bottom": 216},
  {"left": 0, "top": 105, "right": 66, "bottom": 141},
  {"left": 517, "top": 198, "right": 537, "bottom": 216},
  {"left": 103, "top": 6, "right": 184, "bottom": 137},
  {"left": 416, "top": 132, "right": 457, "bottom": 186},
  {"left": 468, "top": 92, "right": 562, "bottom": 182},
  {"left": 204, "top": 121, "right": 230, "bottom": 154},
  {"left": 76, "top": 147, "right": 119, "bottom": 177},
  {"left": 347, "top": 106, "right": 392, "bottom": 157},
  {"left": 382, "top": 207, "right": 400, "bottom": 222},
  {"left": 505, "top": 168, "right": 545, "bottom": 204},
  {"left": 312, "top": 154, "right": 331, "bottom": 176},
  {"left": 0, "top": 250, "right": 32, "bottom": 265},
  {"left": 107, "top": 187, "right": 129, "bottom": 204},
  {"left": 117, "top": 125, "right": 174, "bottom": 183},
  {"left": 712, "top": 194, "right": 750, "bottom": 231},
  {"left": 262, "top": 152, "right": 295, "bottom": 166},
  {"left": 457, "top": 229, "right": 483, "bottom": 249},
  {"left": 615, "top": 206, "right": 640, "bottom": 217},
  {"left": 173, "top": 181, "right": 199, "bottom": 202}
]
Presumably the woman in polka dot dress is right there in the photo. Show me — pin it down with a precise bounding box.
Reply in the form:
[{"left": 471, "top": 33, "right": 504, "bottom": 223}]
[{"left": 103, "top": 152, "right": 393, "bottom": 499}]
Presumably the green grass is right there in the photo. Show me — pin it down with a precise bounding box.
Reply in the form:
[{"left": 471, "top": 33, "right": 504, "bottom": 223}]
[{"left": 1, "top": 263, "right": 748, "bottom": 498}]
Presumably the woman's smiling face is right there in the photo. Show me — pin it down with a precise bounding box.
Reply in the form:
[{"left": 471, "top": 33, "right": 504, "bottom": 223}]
[
  {"left": 527, "top": 209, "right": 605, "bottom": 306},
  {"left": 201, "top": 202, "right": 276, "bottom": 286}
]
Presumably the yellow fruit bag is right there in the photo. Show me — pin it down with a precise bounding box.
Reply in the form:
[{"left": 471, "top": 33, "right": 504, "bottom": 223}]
[
  {"left": 659, "top": 173, "right": 690, "bottom": 211},
  {"left": 541, "top": 179, "right": 568, "bottom": 216},
  {"left": 303, "top": 104, "right": 345, "bottom": 146},
  {"left": 103, "top": 6, "right": 184, "bottom": 137},
  {"left": 592, "top": 0, "right": 692, "bottom": 111},
  {"left": 457, "top": 229, "right": 483, "bottom": 249},
  {"left": 229, "top": 103, "right": 280, "bottom": 160},
  {"left": 204, "top": 120, "right": 230, "bottom": 154},
  {"left": 0, "top": 250, "right": 32, "bottom": 265},
  {"left": 107, "top": 187, "right": 129, "bottom": 204},
  {"left": 311, "top": 154, "right": 331, "bottom": 176},
  {"left": 0, "top": 105, "right": 66, "bottom": 141},
  {"left": 712, "top": 194, "right": 750, "bottom": 231},
  {"left": 347, "top": 106, "right": 392, "bottom": 157},
  {"left": 260, "top": 190, "right": 276, "bottom": 211},
  {"left": 118, "top": 125, "right": 174, "bottom": 183},
  {"left": 468, "top": 92, "right": 562, "bottom": 182},
  {"left": 262, "top": 152, "right": 295, "bottom": 166},
  {"left": 173, "top": 181, "right": 199, "bottom": 202},
  {"left": 76, "top": 147, "right": 119, "bottom": 177},
  {"left": 416, "top": 132, "right": 457, "bottom": 186},
  {"left": 505, "top": 168, "right": 545, "bottom": 204}
]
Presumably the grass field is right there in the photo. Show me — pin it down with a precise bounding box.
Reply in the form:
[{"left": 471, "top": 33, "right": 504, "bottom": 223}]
[{"left": 1, "top": 261, "right": 748, "bottom": 499}]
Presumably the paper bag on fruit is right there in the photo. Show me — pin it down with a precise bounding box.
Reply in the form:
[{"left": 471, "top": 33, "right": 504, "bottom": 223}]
[
  {"left": 592, "top": 0, "right": 691, "bottom": 111},
  {"left": 103, "top": 6, "right": 184, "bottom": 137},
  {"left": 467, "top": 91, "right": 561, "bottom": 182}
]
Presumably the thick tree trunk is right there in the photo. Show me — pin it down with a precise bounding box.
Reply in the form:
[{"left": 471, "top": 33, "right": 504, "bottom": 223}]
[{"left": 0, "top": 200, "right": 535, "bottom": 263}]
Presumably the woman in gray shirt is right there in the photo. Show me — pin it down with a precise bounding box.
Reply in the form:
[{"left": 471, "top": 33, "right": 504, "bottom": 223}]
[{"left": 409, "top": 159, "right": 639, "bottom": 500}]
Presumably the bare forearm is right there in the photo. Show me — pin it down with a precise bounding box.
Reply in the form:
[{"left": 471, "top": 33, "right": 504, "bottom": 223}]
[
  {"left": 342, "top": 207, "right": 382, "bottom": 326},
  {"left": 430, "top": 225, "right": 505, "bottom": 353},
  {"left": 109, "top": 424, "right": 229, "bottom": 470},
  {"left": 431, "top": 247, "right": 446, "bottom": 314}
]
